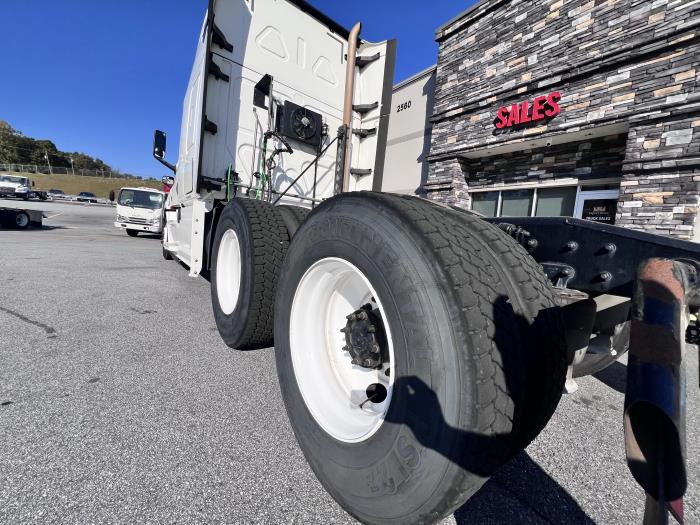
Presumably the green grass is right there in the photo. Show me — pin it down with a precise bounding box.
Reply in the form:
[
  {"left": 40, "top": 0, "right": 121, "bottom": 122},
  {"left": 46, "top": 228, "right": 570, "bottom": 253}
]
[{"left": 13, "top": 172, "right": 162, "bottom": 199}]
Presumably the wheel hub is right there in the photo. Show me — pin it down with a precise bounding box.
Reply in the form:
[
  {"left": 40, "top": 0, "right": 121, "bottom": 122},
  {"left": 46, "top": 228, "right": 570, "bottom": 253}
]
[
  {"left": 341, "top": 304, "right": 386, "bottom": 369},
  {"left": 289, "top": 257, "right": 394, "bottom": 442}
]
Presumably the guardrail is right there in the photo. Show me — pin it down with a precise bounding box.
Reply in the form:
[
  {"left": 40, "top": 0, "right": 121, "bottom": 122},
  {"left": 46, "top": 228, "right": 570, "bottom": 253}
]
[{"left": 0, "top": 163, "right": 143, "bottom": 180}]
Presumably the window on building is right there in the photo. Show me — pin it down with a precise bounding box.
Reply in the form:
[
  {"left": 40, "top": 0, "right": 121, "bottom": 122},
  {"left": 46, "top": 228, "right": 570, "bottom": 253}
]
[
  {"left": 501, "top": 189, "right": 533, "bottom": 217},
  {"left": 535, "top": 187, "right": 577, "bottom": 217},
  {"left": 471, "top": 191, "right": 499, "bottom": 217},
  {"left": 469, "top": 182, "right": 619, "bottom": 219}
]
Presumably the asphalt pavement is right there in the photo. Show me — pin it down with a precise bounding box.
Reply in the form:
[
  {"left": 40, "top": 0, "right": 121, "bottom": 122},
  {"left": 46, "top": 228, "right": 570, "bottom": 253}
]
[{"left": 0, "top": 198, "right": 698, "bottom": 524}]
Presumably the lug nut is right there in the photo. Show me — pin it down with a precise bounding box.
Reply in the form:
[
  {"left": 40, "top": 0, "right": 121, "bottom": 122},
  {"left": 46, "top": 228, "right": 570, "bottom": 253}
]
[
  {"left": 363, "top": 359, "right": 374, "bottom": 368},
  {"left": 342, "top": 345, "right": 350, "bottom": 352},
  {"left": 599, "top": 271, "right": 613, "bottom": 282},
  {"left": 346, "top": 314, "right": 356, "bottom": 321},
  {"left": 358, "top": 311, "right": 368, "bottom": 320},
  {"left": 566, "top": 241, "right": 579, "bottom": 251},
  {"left": 371, "top": 344, "right": 380, "bottom": 354}
]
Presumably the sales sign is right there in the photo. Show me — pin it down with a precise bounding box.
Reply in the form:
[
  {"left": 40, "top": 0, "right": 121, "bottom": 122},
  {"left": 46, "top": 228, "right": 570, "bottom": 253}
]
[{"left": 495, "top": 91, "right": 561, "bottom": 129}]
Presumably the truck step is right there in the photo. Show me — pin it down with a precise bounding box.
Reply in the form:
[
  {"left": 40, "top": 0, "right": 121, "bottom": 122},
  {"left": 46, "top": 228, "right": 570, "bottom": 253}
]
[
  {"left": 352, "top": 102, "right": 378, "bottom": 114},
  {"left": 355, "top": 52, "right": 380, "bottom": 68},
  {"left": 204, "top": 117, "right": 218, "bottom": 135},
  {"left": 212, "top": 23, "right": 233, "bottom": 53},
  {"left": 353, "top": 127, "right": 377, "bottom": 138},
  {"left": 209, "top": 58, "right": 230, "bottom": 82}
]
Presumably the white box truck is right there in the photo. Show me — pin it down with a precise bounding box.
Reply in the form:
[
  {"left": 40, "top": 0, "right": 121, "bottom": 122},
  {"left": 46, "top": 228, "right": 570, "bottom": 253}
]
[
  {"left": 152, "top": 2, "right": 694, "bottom": 523},
  {"left": 114, "top": 187, "right": 166, "bottom": 237}
]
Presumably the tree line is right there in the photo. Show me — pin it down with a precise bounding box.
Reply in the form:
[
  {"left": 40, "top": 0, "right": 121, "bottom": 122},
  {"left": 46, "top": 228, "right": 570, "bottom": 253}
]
[{"left": 0, "top": 120, "right": 136, "bottom": 177}]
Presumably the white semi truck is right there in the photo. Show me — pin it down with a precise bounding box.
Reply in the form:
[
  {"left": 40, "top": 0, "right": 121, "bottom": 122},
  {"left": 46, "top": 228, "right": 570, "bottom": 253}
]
[
  {"left": 153, "top": 2, "right": 694, "bottom": 523},
  {"left": 0, "top": 175, "right": 47, "bottom": 200}
]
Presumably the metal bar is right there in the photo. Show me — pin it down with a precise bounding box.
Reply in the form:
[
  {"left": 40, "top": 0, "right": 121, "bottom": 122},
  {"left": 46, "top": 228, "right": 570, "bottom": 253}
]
[
  {"left": 333, "top": 125, "right": 348, "bottom": 195},
  {"left": 312, "top": 143, "right": 320, "bottom": 209},
  {"left": 272, "top": 135, "right": 337, "bottom": 206}
]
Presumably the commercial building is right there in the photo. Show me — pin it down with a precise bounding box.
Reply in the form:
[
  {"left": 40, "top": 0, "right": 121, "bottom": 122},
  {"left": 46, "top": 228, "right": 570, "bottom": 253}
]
[{"left": 417, "top": 0, "right": 700, "bottom": 240}]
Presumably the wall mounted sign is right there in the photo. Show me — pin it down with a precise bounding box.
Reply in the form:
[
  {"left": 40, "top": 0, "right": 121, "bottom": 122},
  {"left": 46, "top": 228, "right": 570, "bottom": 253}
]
[
  {"left": 581, "top": 199, "right": 617, "bottom": 224},
  {"left": 495, "top": 91, "right": 561, "bottom": 129}
]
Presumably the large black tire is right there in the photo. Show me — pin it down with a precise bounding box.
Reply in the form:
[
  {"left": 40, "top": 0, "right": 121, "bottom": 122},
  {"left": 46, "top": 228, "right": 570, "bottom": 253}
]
[
  {"left": 277, "top": 204, "right": 311, "bottom": 239},
  {"left": 211, "top": 198, "right": 289, "bottom": 350},
  {"left": 274, "top": 192, "right": 566, "bottom": 524},
  {"left": 126, "top": 229, "right": 138, "bottom": 237},
  {"left": 14, "top": 211, "right": 30, "bottom": 229}
]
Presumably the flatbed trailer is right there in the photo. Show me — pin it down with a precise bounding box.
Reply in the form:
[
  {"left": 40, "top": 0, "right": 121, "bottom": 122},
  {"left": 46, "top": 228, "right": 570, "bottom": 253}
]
[
  {"left": 153, "top": 2, "right": 695, "bottom": 523},
  {"left": 0, "top": 206, "right": 43, "bottom": 229}
]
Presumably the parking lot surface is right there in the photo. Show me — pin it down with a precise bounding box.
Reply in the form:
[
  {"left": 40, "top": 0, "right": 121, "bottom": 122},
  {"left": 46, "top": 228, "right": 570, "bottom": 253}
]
[{"left": 1, "top": 198, "right": 698, "bottom": 524}]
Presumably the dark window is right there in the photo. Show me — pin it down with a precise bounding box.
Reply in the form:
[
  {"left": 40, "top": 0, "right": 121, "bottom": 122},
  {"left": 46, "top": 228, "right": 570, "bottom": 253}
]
[
  {"left": 535, "top": 187, "right": 576, "bottom": 217},
  {"left": 471, "top": 191, "right": 499, "bottom": 217},
  {"left": 500, "top": 189, "right": 533, "bottom": 217}
]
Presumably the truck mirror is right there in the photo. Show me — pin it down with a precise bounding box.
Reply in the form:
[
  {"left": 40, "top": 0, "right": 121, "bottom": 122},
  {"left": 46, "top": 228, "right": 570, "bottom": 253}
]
[
  {"left": 153, "top": 130, "right": 167, "bottom": 159},
  {"left": 161, "top": 176, "right": 174, "bottom": 186},
  {"left": 31, "top": 181, "right": 35, "bottom": 187}
]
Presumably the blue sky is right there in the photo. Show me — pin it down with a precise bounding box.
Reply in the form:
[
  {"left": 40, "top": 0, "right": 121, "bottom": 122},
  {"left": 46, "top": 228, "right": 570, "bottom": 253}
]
[{"left": 0, "top": 1, "right": 473, "bottom": 179}]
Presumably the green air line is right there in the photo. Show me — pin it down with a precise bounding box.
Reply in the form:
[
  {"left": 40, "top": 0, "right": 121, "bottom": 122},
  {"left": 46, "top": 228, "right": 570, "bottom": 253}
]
[{"left": 256, "top": 135, "right": 268, "bottom": 201}]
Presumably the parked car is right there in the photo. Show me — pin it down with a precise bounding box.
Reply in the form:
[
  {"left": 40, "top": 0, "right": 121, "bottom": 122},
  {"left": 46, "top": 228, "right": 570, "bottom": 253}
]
[
  {"left": 47, "top": 188, "right": 67, "bottom": 200},
  {"left": 75, "top": 191, "right": 98, "bottom": 203}
]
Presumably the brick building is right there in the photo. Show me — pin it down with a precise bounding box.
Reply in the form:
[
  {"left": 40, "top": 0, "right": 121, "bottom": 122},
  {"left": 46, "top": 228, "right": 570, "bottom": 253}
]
[{"left": 424, "top": 0, "right": 700, "bottom": 240}]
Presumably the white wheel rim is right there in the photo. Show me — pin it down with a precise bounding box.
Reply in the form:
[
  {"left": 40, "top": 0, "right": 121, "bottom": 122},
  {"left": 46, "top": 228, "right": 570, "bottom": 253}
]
[
  {"left": 216, "top": 229, "right": 242, "bottom": 315},
  {"left": 290, "top": 257, "right": 394, "bottom": 443},
  {"left": 16, "top": 214, "right": 29, "bottom": 227}
]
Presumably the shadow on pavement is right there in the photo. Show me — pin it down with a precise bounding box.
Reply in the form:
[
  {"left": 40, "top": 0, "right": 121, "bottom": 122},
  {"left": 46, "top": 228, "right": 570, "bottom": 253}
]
[
  {"left": 593, "top": 360, "right": 627, "bottom": 394},
  {"left": 0, "top": 225, "right": 70, "bottom": 231},
  {"left": 454, "top": 452, "right": 595, "bottom": 524}
]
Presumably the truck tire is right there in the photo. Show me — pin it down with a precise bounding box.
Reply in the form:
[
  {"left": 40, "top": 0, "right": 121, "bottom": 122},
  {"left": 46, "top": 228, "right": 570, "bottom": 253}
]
[
  {"left": 277, "top": 205, "right": 310, "bottom": 239},
  {"left": 274, "top": 192, "right": 566, "bottom": 524},
  {"left": 14, "top": 211, "right": 30, "bottom": 229},
  {"left": 126, "top": 229, "right": 138, "bottom": 237},
  {"left": 211, "top": 198, "right": 289, "bottom": 350}
]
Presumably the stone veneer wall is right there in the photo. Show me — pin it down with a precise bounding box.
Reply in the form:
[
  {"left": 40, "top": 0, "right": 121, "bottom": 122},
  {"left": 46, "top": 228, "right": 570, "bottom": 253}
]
[
  {"left": 426, "top": 0, "right": 700, "bottom": 239},
  {"left": 620, "top": 113, "right": 700, "bottom": 238},
  {"left": 465, "top": 134, "right": 626, "bottom": 189}
]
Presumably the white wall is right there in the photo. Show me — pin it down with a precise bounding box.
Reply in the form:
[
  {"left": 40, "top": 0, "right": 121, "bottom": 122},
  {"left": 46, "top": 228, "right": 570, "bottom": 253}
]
[{"left": 381, "top": 66, "right": 436, "bottom": 196}]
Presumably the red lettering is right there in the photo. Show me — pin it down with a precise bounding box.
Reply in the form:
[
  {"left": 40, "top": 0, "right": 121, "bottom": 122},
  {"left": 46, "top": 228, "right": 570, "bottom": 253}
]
[
  {"left": 519, "top": 101, "right": 531, "bottom": 124},
  {"left": 506, "top": 103, "right": 520, "bottom": 126},
  {"left": 495, "top": 107, "right": 509, "bottom": 129},
  {"left": 545, "top": 91, "right": 561, "bottom": 118},
  {"left": 531, "top": 96, "right": 547, "bottom": 120},
  {"left": 494, "top": 92, "right": 562, "bottom": 128}
]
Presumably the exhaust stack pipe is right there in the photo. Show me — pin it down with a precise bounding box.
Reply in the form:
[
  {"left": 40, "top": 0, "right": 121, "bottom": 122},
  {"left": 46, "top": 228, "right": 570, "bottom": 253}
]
[{"left": 341, "top": 22, "right": 361, "bottom": 193}]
